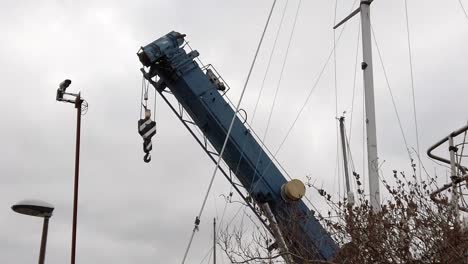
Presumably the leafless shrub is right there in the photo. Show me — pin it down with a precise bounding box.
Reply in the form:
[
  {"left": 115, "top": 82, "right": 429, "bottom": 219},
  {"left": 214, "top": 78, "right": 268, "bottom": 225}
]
[{"left": 218, "top": 164, "right": 468, "bottom": 263}]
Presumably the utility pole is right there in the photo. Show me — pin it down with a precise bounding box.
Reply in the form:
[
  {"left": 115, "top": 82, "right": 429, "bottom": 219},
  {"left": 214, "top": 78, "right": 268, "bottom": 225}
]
[
  {"left": 334, "top": 0, "right": 380, "bottom": 211},
  {"left": 213, "top": 218, "right": 216, "bottom": 264}
]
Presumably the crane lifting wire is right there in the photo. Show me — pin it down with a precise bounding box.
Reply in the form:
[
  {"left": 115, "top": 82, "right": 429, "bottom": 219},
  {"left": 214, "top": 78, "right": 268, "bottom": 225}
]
[{"left": 138, "top": 76, "right": 157, "bottom": 163}]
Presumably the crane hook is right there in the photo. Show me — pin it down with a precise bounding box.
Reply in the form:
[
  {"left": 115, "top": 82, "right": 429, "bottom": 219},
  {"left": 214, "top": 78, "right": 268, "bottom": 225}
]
[
  {"left": 138, "top": 110, "right": 156, "bottom": 163},
  {"left": 143, "top": 153, "right": 152, "bottom": 163}
]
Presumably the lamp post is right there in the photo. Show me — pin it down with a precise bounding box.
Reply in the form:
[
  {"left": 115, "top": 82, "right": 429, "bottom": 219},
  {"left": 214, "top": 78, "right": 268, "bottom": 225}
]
[
  {"left": 12, "top": 199, "right": 54, "bottom": 264},
  {"left": 56, "top": 79, "right": 84, "bottom": 264}
]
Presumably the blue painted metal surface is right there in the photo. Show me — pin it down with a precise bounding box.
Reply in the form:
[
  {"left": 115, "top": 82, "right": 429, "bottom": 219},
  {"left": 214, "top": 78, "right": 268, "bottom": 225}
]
[{"left": 138, "top": 31, "right": 339, "bottom": 261}]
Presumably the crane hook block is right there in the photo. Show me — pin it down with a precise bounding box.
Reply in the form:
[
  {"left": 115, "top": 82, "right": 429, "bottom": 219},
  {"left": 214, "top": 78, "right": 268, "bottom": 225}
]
[{"left": 138, "top": 118, "right": 156, "bottom": 163}]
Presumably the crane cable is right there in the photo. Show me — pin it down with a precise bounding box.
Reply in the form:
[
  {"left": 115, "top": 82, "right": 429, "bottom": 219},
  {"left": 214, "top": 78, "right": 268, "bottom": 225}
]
[{"left": 180, "top": 1, "right": 278, "bottom": 263}]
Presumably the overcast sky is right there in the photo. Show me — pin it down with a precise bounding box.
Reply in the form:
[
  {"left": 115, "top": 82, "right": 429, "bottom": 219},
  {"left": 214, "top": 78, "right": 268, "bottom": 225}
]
[{"left": 1, "top": 0, "right": 468, "bottom": 263}]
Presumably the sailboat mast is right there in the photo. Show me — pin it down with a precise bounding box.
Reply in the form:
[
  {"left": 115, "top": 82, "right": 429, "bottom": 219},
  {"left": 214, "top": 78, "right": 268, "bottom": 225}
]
[
  {"left": 334, "top": 0, "right": 380, "bottom": 211},
  {"left": 339, "top": 117, "right": 351, "bottom": 193},
  {"left": 359, "top": 0, "right": 380, "bottom": 211}
]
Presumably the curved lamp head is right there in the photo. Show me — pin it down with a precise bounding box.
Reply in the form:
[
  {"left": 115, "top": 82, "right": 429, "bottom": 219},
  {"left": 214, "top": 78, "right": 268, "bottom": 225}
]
[{"left": 12, "top": 200, "right": 54, "bottom": 218}]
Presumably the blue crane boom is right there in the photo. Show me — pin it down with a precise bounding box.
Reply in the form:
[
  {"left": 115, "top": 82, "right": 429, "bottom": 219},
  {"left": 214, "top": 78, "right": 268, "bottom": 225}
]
[{"left": 137, "top": 31, "right": 339, "bottom": 261}]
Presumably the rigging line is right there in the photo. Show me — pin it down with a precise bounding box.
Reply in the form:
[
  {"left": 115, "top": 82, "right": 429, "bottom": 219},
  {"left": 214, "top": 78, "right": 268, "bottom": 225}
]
[
  {"left": 409, "top": 147, "right": 431, "bottom": 179},
  {"left": 217, "top": 200, "right": 228, "bottom": 233},
  {"left": 345, "top": 129, "right": 358, "bottom": 192},
  {"left": 250, "top": 0, "right": 290, "bottom": 125},
  {"left": 267, "top": 23, "right": 348, "bottom": 161},
  {"left": 237, "top": 0, "right": 316, "bottom": 231},
  {"left": 198, "top": 247, "right": 214, "bottom": 264},
  {"left": 206, "top": 250, "right": 213, "bottom": 264},
  {"left": 180, "top": 1, "right": 278, "bottom": 263},
  {"left": 247, "top": 0, "right": 360, "bottom": 219},
  {"left": 227, "top": 0, "right": 290, "bottom": 215},
  {"left": 249, "top": 0, "right": 302, "bottom": 194},
  {"left": 370, "top": 24, "right": 413, "bottom": 164},
  {"left": 221, "top": 203, "right": 249, "bottom": 241},
  {"left": 265, "top": 0, "right": 361, "bottom": 167},
  {"left": 349, "top": 20, "right": 361, "bottom": 142},
  {"left": 262, "top": 0, "right": 301, "bottom": 144},
  {"left": 343, "top": 125, "right": 359, "bottom": 194},
  {"left": 404, "top": 0, "right": 422, "bottom": 180},
  {"left": 216, "top": 185, "right": 233, "bottom": 234},
  {"left": 335, "top": 146, "right": 342, "bottom": 199},
  {"left": 333, "top": 0, "right": 342, "bottom": 200},
  {"left": 244, "top": 0, "right": 361, "bottom": 225},
  {"left": 226, "top": 203, "right": 245, "bottom": 227},
  {"left": 258, "top": 0, "right": 356, "bottom": 178},
  {"left": 344, "top": 126, "right": 356, "bottom": 172},
  {"left": 252, "top": 17, "right": 352, "bottom": 216},
  {"left": 338, "top": 0, "right": 360, "bottom": 198},
  {"left": 457, "top": 0, "right": 468, "bottom": 22},
  {"left": 216, "top": 1, "right": 290, "bottom": 233}
]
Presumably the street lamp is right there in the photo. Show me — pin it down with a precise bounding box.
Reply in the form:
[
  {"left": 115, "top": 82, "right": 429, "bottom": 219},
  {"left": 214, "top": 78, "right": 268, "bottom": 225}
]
[
  {"left": 12, "top": 199, "right": 54, "bottom": 264},
  {"left": 56, "top": 79, "right": 85, "bottom": 264}
]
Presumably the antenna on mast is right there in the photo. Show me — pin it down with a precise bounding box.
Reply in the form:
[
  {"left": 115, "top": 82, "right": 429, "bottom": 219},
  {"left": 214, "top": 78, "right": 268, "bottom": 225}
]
[{"left": 334, "top": 0, "right": 381, "bottom": 211}]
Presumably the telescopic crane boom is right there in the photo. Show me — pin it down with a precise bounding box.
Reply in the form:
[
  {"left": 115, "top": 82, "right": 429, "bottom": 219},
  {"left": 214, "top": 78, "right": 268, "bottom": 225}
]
[{"left": 137, "top": 31, "right": 338, "bottom": 261}]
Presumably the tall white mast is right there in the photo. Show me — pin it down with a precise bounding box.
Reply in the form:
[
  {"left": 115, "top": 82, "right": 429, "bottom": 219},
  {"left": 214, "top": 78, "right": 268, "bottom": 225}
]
[{"left": 334, "top": 0, "right": 380, "bottom": 211}]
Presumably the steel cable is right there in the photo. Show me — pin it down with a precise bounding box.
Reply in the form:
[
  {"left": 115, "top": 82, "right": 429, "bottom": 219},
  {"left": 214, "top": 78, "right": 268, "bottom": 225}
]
[
  {"left": 180, "top": 1, "right": 278, "bottom": 262},
  {"left": 457, "top": 0, "right": 468, "bottom": 22},
  {"left": 217, "top": 0, "right": 290, "bottom": 234},
  {"left": 348, "top": 20, "right": 361, "bottom": 142},
  {"left": 370, "top": 24, "right": 413, "bottom": 165},
  {"left": 404, "top": 0, "right": 422, "bottom": 180},
  {"left": 249, "top": 0, "right": 302, "bottom": 197}
]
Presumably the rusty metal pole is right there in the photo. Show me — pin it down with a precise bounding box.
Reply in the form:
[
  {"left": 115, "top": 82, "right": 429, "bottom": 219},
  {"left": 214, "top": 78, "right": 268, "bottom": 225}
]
[{"left": 71, "top": 93, "right": 82, "bottom": 264}]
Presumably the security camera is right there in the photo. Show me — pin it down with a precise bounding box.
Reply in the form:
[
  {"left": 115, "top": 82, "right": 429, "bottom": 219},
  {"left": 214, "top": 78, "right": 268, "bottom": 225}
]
[
  {"left": 57, "top": 79, "right": 72, "bottom": 101},
  {"left": 59, "top": 79, "right": 72, "bottom": 91}
]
